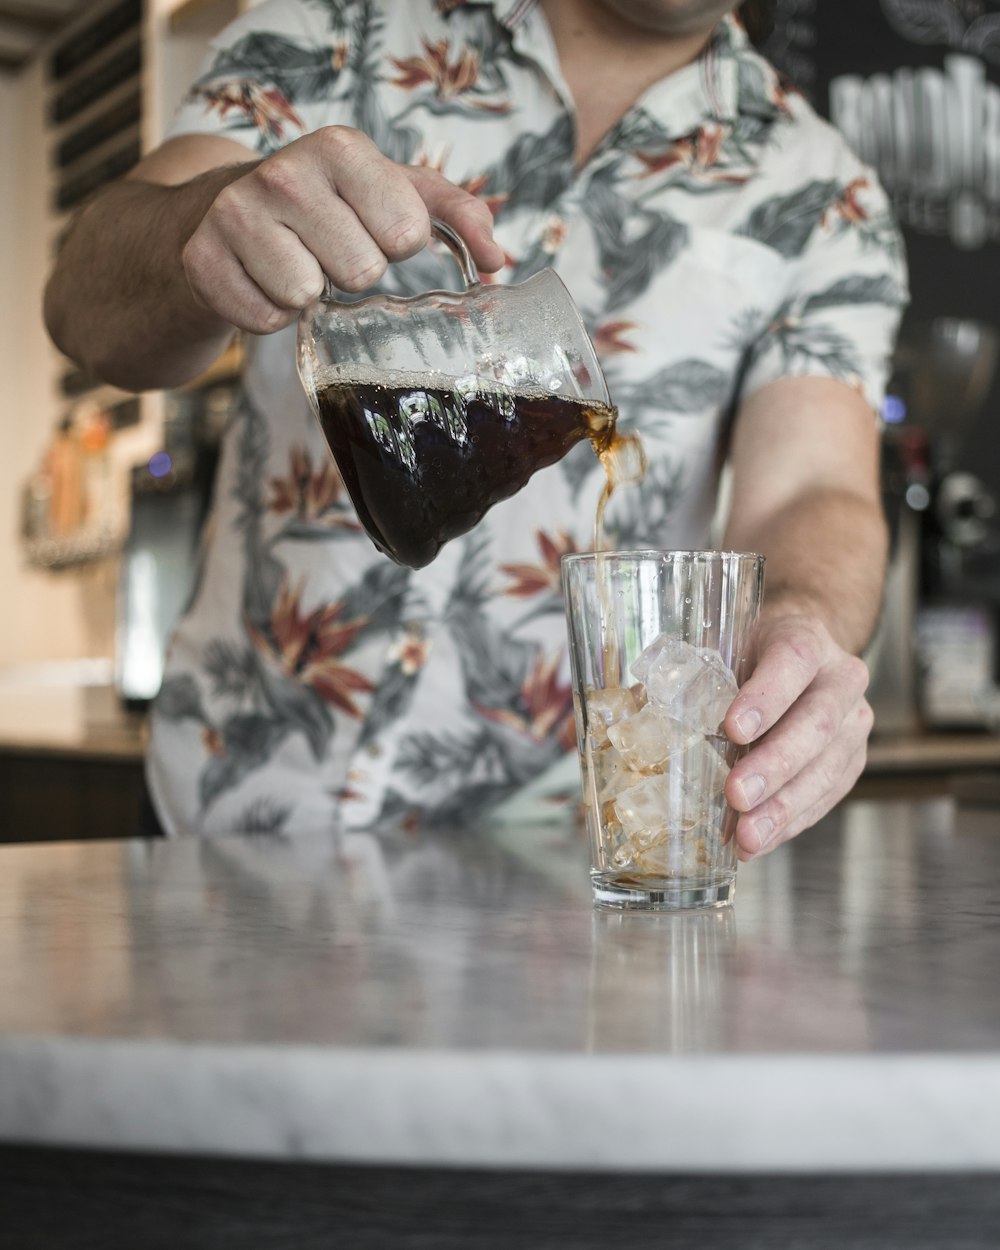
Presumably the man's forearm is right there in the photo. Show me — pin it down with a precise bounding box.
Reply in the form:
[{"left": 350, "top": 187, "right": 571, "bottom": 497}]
[
  {"left": 724, "top": 487, "right": 889, "bottom": 656},
  {"left": 44, "top": 165, "right": 252, "bottom": 391}
]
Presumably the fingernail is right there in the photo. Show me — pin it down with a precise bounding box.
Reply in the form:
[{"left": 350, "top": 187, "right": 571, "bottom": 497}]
[
  {"left": 738, "top": 774, "right": 766, "bottom": 807},
  {"left": 734, "top": 708, "right": 761, "bottom": 740},
  {"left": 753, "top": 816, "right": 775, "bottom": 848}
]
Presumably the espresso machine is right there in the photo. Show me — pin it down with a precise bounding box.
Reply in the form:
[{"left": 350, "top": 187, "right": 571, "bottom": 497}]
[
  {"left": 114, "top": 388, "right": 228, "bottom": 708},
  {"left": 868, "top": 318, "right": 1000, "bottom": 734}
]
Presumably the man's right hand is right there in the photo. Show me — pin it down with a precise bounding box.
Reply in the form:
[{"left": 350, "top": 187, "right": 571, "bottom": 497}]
[
  {"left": 181, "top": 126, "right": 505, "bottom": 335},
  {"left": 45, "top": 127, "right": 506, "bottom": 390}
]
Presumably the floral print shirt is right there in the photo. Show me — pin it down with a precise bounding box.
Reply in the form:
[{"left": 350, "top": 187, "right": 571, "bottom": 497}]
[{"left": 148, "top": 0, "right": 907, "bottom": 835}]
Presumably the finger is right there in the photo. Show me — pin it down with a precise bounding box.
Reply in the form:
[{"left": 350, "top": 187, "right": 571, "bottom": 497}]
[
  {"left": 725, "top": 626, "right": 824, "bottom": 746},
  {"left": 734, "top": 711, "right": 871, "bottom": 859},
  {"left": 237, "top": 150, "right": 390, "bottom": 295},
  {"left": 726, "top": 619, "right": 868, "bottom": 748},
  {"left": 303, "top": 127, "right": 433, "bottom": 263},
  {"left": 405, "top": 164, "right": 505, "bottom": 272},
  {"left": 726, "top": 662, "right": 869, "bottom": 812},
  {"left": 730, "top": 705, "right": 870, "bottom": 860},
  {"left": 183, "top": 226, "right": 298, "bottom": 335},
  {"left": 227, "top": 217, "right": 327, "bottom": 309}
]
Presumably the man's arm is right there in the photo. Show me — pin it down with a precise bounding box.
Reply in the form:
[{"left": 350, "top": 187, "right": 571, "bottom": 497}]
[
  {"left": 719, "top": 374, "right": 888, "bottom": 858},
  {"left": 44, "top": 130, "right": 504, "bottom": 393},
  {"left": 44, "top": 136, "right": 255, "bottom": 391}
]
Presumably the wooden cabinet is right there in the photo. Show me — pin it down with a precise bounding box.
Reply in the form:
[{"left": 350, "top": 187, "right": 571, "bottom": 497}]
[{"left": 0, "top": 748, "right": 149, "bottom": 843}]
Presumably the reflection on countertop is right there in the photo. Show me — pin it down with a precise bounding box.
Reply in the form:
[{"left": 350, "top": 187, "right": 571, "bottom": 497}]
[{"left": 1, "top": 796, "right": 1000, "bottom": 1171}]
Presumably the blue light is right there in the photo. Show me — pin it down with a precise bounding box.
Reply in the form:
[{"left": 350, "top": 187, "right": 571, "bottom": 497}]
[
  {"left": 882, "top": 394, "right": 907, "bottom": 424},
  {"left": 148, "top": 452, "right": 173, "bottom": 478}
]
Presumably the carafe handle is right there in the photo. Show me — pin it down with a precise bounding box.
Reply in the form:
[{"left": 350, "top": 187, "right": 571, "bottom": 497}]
[
  {"left": 428, "top": 217, "right": 480, "bottom": 289},
  {"left": 321, "top": 216, "right": 480, "bottom": 301}
]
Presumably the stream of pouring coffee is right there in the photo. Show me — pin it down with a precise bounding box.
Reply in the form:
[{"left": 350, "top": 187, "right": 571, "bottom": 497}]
[{"left": 585, "top": 404, "right": 648, "bottom": 686}]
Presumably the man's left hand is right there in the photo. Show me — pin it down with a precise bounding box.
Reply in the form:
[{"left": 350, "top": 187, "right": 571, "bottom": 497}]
[{"left": 723, "top": 611, "right": 873, "bottom": 860}]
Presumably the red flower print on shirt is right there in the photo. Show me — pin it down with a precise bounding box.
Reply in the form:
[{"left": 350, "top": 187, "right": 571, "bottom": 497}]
[
  {"left": 267, "top": 445, "right": 360, "bottom": 529},
  {"left": 475, "top": 651, "right": 576, "bottom": 751},
  {"left": 194, "top": 80, "right": 303, "bottom": 142},
  {"left": 247, "top": 580, "right": 374, "bottom": 718},
  {"left": 499, "top": 530, "right": 577, "bottom": 598},
  {"left": 823, "top": 177, "right": 870, "bottom": 229},
  {"left": 635, "top": 124, "right": 750, "bottom": 186},
  {"left": 594, "top": 320, "right": 640, "bottom": 357},
  {"left": 389, "top": 37, "right": 510, "bottom": 111}
]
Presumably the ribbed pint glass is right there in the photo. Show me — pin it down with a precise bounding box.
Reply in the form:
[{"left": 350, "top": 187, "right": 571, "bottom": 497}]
[{"left": 562, "top": 550, "right": 764, "bottom": 910}]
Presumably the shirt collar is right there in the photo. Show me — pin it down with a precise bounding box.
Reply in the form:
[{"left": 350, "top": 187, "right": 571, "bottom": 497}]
[
  {"left": 455, "top": 4, "right": 785, "bottom": 141},
  {"left": 621, "top": 14, "right": 788, "bottom": 145},
  {"left": 442, "top": 0, "right": 538, "bottom": 30}
]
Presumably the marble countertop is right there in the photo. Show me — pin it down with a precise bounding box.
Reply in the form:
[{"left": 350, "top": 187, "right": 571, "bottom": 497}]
[{"left": 2, "top": 797, "right": 1000, "bottom": 1172}]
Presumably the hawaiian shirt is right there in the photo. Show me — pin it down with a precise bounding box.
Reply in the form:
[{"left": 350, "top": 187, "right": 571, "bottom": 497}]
[{"left": 148, "top": 0, "right": 907, "bottom": 836}]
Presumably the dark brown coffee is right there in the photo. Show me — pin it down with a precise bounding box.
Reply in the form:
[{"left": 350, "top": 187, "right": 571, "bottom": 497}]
[{"left": 316, "top": 380, "right": 626, "bottom": 569}]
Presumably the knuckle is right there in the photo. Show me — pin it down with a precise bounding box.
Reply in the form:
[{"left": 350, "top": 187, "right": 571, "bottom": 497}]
[
  {"left": 286, "top": 275, "right": 325, "bottom": 308},
  {"left": 253, "top": 302, "right": 292, "bottom": 334},
  {"left": 857, "top": 698, "right": 875, "bottom": 736},
  {"left": 254, "top": 154, "right": 304, "bottom": 204},
  {"left": 337, "top": 252, "right": 387, "bottom": 292},
  {"left": 817, "top": 754, "right": 843, "bottom": 795},
  {"left": 319, "top": 125, "right": 375, "bottom": 177},
  {"left": 211, "top": 181, "right": 254, "bottom": 227},
  {"left": 770, "top": 736, "right": 800, "bottom": 784},
  {"left": 379, "top": 212, "right": 430, "bottom": 259},
  {"left": 806, "top": 697, "right": 839, "bottom": 742},
  {"left": 765, "top": 790, "right": 790, "bottom": 829},
  {"left": 785, "top": 631, "right": 822, "bottom": 677},
  {"left": 181, "top": 234, "right": 205, "bottom": 275},
  {"left": 847, "top": 654, "right": 870, "bottom": 694},
  {"left": 318, "top": 124, "right": 365, "bottom": 157}
]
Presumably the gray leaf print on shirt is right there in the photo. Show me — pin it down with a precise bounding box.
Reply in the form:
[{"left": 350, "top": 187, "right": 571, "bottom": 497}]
[
  {"left": 583, "top": 172, "right": 687, "bottom": 311},
  {"left": 448, "top": 603, "right": 534, "bottom": 710},
  {"left": 200, "top": 714, "right": 292, "bottom": 809},
  {"left": 357, "top": 658, "right": 419, "bottom": 749},
  {"left": 603, "top": 457, "right": 686, "bottom": 550},
  {"left": 338, "top": 561, "right": 410, "bottom": 642},
  {"left": 623, "top": 358, "right": 732, "bottom": 415},
  {"left": 349, "top": 0, "right": 420, "bottom": 162},
  {"left": 479, "top": 114, "right": 575, "bottom": 215},
  {"left": 157, "top": 674, "right": 206, "bottom": 723},
  {"left": 737, "top": 179, "right": 840, "bottom": 256},
  {"left": 204, "top": 640, "right": 258, "bottom": 701},
  {"left": 801, "top": 273, "right": 904, "bottom": 315},
  {"left": 199, "top": 32, "right": 344, "bottom": 103}
]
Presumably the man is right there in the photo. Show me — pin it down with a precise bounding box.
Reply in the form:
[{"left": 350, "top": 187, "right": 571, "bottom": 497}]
[{"left": 44, "top": 0, "right": 906, "bottom": 851}]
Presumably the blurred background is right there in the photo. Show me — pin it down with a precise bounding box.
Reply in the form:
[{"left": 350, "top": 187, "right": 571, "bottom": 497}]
[{"left": 1, "top": 0, "right": 999, "bottom": 838}]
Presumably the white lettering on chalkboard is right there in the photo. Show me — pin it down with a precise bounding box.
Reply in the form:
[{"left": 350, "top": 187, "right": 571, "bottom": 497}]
[{"left": 831, "top": 54, "right": 1000, "bottom": 249}]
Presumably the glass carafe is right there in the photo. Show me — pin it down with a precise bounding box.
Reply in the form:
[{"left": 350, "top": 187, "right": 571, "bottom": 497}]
[{"left": 297, "top": 220, "right": 615, "bottom": 569}]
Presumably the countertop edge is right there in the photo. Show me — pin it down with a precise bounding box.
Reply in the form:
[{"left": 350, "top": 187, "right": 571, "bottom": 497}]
[{"left": 3, "top": 1037, "right": 999, "bottom": 1172}]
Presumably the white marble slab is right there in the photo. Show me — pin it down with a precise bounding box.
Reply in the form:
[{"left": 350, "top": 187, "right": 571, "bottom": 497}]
[
  {"left": 2, "top": 798, "right": 1000, "bottom": 1170},
  {"left": 4, "top": 1038, "right": 1000, "bottom": 1171}
]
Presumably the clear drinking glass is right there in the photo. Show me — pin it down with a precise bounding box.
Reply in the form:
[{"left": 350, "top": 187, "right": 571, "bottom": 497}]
[{"left": 562, "top": 550, "right": 765, "bottom": 910}]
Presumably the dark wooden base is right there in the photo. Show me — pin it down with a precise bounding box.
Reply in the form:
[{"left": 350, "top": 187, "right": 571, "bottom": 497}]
[
  {"left": 0, "top": 754, "right": 148, "bottom": 842},
  {"left": 2, "top": 1145, "right": 999, "bottom": 1249}
]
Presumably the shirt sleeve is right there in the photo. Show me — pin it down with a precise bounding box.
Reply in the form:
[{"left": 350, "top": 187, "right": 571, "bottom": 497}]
[
  {"left": 738, "top": 142, "right": 910, "bottom": 416},
  {"left": 164, "top": 0, "right": 347, "bottom": 156}
]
